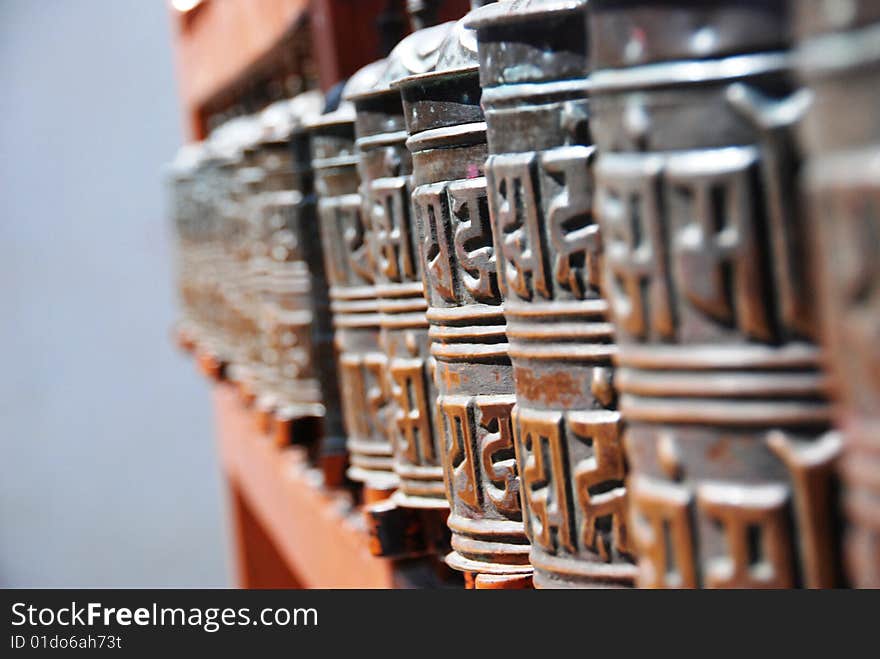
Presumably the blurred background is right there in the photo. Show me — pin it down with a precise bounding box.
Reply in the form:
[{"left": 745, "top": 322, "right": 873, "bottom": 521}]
[{"left": 0, "top": 0, "right": 229, "bottom": 586}]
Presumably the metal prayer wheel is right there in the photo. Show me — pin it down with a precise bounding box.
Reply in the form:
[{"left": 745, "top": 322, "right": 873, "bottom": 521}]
[
  {"left": 249, "top": 92, "right": 347, "bottom": 463},
  {"left": 470, "top": 0, "right": 636, "bottom": 589},
  {"left": 591, "top": 0, "right": 842, "bottom": 588},
  {"left": 795, "top": 0, "right": 880, "bottom": 588},
  {"left": 307, "top": 62, "right": 400, "bottom": 492},
  {"left": 168, "top": 143, "right": 204, "bottom": 352},
  {"left": 348, "top": 20, "right": 456, "bottom": 510},
  {"left": 186, "top": 139, "right": 226, "bottom": 360},
  {"left": 396, "top": 2, "right": 532, "bottom": 579},
  {"left": 202, "top": 118, "right": 253, "bottom": 371}
]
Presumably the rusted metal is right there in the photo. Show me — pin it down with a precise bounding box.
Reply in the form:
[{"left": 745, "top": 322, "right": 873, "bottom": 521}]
[
  {"left": 469, "top": 0, "right": 636, "bottom": 588},
  {"left": 590, "top": 0, "right": 842, "bottom": 588},
  {"left": 795, "top": 0, "right": 880, "bottom": 588},
  {"left": 396, "top": 1, "right": 532, "bottom": 579}
]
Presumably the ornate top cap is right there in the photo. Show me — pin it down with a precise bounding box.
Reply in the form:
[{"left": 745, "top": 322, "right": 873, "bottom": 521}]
[
  {"left": 308, "top": 60, "right": 387, "bottom": 131},
  {"left": 397, "top": 2, "right": 495, "bottom": 85},
  {"left": 395, "top": 5, "right": 494, "bottom": 134},
  {"left": 467, "top": 0, "right": 590, "bottom": 87},
  {"left": 589, "top": 0, "right": 790, "bottom": 71},
  {"left": 168, "top": 142, "right": 205, "bottom": 178},
  {"left": 207, "top": 115, "right": 261, "bottom": 163},
  {"left": 257, "top": 90, "right": 325, "bottom": 144},
  {"left": 466, "top": 0, "right": 585, "bottom": 28},
  {"left": 347, "top": 22, "right": 456, "bottom": 102}
]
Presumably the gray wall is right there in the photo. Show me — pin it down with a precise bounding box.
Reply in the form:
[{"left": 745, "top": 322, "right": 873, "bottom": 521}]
[{"left": 0, "top": 0, "right": 229, "bottom": 587}]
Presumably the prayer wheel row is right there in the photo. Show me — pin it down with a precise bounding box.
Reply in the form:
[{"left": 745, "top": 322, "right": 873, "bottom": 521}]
[{"left": 169, "top": 0, "right": 880, "bottom": 588}]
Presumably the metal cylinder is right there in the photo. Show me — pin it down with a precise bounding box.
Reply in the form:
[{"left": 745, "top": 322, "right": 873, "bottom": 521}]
[
  {"left": 167, "top": 143, "right": 204, "bottom": 351},
  {"left": 204, "top": 117, "right": 256, "bottom": 373},
  {"left": 348, "top": 21, "right": 457, "bottom": 510},
  {"left": 396, "top": 6, "right": 532, "bottom": 577},
  {"left": 795, "top": 0, "right": 880, "bottom": 588},
  {"left": 470, "top": 0, "right": 636, "bottom": 588},
  {"left": 590, "top": 0, "right": 842, "bottom": 588},
  {"left": 248, "top": 92, "right": 349, "bottom": 464},
  {"left": 307, "top": 62, "right": 400, "bottom": 492}
]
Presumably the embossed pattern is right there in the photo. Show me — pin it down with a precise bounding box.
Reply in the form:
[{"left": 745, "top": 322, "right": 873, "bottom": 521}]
[
  {"left": 471, "top": 0, "right": 636, "bottom": 588},
  {"left": 591, "top": 0, "right": 842, "bottom": 589},
  {"left": 399, "top": 6, "right": 530, "bottom": 573}
]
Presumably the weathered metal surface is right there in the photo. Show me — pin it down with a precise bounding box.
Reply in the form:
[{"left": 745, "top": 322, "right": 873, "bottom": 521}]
[
  {"left": 349, "top": 20, "right": 457, "bottom": 511},
  {"left": 245, "top": 94, "right": 326, "bottom": 439},
  {"left": 168, "top": 143, "right": 206, "bottom": 355},
  {"left": 795, "top": 0, "right": 880, "bottom": 588},
  {"left": 200, "top": 116, "right": 260, "bottom": 377},
  {"left": 170, "top": 93, "right": 347, "bottom": 472},
  {"left": 307, "top": 62, "right": 400, "bottom": 492},
  {"left": 590, "top": 0, "right": 842, "bottom": 588},
  {"left": 470, "top": 0, "right": 635, "bottom": 588},
  {"left": 396, "top": 1, "right": 532, "bottom": 577}
]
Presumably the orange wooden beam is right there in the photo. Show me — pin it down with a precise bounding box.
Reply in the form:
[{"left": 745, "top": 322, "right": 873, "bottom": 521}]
[{"left": 214, "top": 384, "right": 397, "bottom": 588}]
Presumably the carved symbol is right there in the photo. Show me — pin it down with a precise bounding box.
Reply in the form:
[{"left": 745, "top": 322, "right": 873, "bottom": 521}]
[
  {"left": 631, "top": 477, "right": 697, "bottom": 588},
  {"left": 543, "top": 146, "right": 601, "bottom": 300},
  {"left": 338, "top": 196, "right": 374, "bottom": 284},
  {"left": 668, "top": 147, "right": 773, "bottom": 341},
  {"left": 569, "top": 412, "right": 629, "bottom": 560},
  {"left": 726, "top": 83, "right": 815, "bottom": 338},
  {"left": 767, "top": 430, "right": 842, "bottom": 589},
  {"left": 414, "top": 183, "right": 456, "bottom": 302},
  {"left": 515, "top": 409, "right": 575, "bottom": 554},
  {"left": 487, "top": 153, "right": 549, "bottom": 301},
  {"left": 441, "top": 397, "right": 481, "bottom": 510},
  {"left": 390, "top": 359, "right": 435, "bottom": 464},
  {"left": 697, "top": 482, "right": 794, "bottom": 588},
  {"left": 596, "top": 154, "right": 674, "bottom": 339},
  {"left": 371, "top": 176, "right": 415, "bottom": 283},
  {"left": 449, "top": 178, "right": 500, "bottom": 304},
  {"left": 478, "top": 398, "right": 519, "bottom": 515},
  {"left": 339, "top": 356, "right": 370, "bottom": 440},
  {"left": 364, "top": 353, "right": 390, "bottom": 439}
]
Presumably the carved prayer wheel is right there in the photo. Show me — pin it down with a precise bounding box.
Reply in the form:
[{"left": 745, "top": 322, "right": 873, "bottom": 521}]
[
  {"left": 348, "top": 20, "right": 457, "bottom": 511},
  {"left": 470, "top": 0, "right": 636, "bottom": 588},
  {"left": 396, "top": 1, "right": 532, "bottom": 579},
  {"left": 590, "top": 0, "right": 842, "bottom": 588},
  {"left": 250, "top": 92, "right": 348, "bottom": 467},
  {"left": 306, "top": 62, "right": 400, "bottom": 492},
  {"left": 795, "top": 0, "right": 880, "bottom": 588}
]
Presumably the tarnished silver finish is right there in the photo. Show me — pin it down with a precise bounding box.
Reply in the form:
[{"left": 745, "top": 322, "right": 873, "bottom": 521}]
[
  {"left": 307, "top": 62, "right": 400, "bottom": 491},
  {"left": 396, "top": 0, "right": 532, "bottom": 577},
  {"left": 247, "top": 92, "right": 327, "bottom": 437},
  {"left": 168, "top": 142, "right": 206, "bottom": 353},
  {"left": 203, "top": 116, "right": 261, "bottom": 374},
  {"left": 795, "top": 0, "right": 880, "bottom": 588},
  {"left": 348, "top": 20, "right": 457, "bottom": 510},
  {"left": 470, "top": 0, "right": 636, "bottom": 589},
  {"left": 591, "top": 0, "right": 842, "bottom": 588}
]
